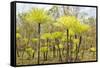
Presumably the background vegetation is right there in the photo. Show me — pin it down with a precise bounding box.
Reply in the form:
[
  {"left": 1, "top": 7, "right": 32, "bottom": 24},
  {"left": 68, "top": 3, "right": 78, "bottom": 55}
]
[{"left": 16, "top": 4, "right": 97, "bottom": 65}]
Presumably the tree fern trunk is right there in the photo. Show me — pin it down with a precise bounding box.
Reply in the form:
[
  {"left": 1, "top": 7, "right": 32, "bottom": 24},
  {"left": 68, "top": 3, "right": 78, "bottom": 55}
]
[
  {"left": 75, "top": 36, "right": 82, "bottom": 61},
  {"left": 45, "top": 39, "right": 49, "bottom": 61},
  {"left": 66, "top": 29, "right": 69, "bottom": 61},
  {"left": 69, "top": 36, "right": 73, "bottom": 61},
  {"left": 55, "top": 39, "right": 62, "bottom": 62},
  {"left": 52, "top": 41, "right": 55, "bottom": 58},
  {"left": 38, "top": 23, "right": 41, "bottom": 64}
]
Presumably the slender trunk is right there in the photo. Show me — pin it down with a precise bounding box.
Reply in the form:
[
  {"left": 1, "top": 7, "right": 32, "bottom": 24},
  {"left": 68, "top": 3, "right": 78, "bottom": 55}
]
[
  {"left": 16, "top": 40, "right": 20, "bottom": 57},
  {"left": 62, "top": 47, "right": 64, "bottom": 56},
  {"left": 55, "top": 39, "right": 62, "bottom": 62},
  {"left": 75, "top": 44, "right": 78, "bottom": 61},
  {"left": 57, "top": 49, "right": 59, "bottom": 57},
  {"left": 69, "top": 36, "right": 73, "bottom": 61},
  {"left": 17, "top": 49, "right": 20, "bottom": 57},
  {"left": 38, "top": 23, "right": 41, "bottom": 64},
  {"left": 81, "top": 50, "right": 84, "bottom": 59},
  {"left": 22, "top": 50, "right": 24, "bottom": 64},
  {"left": 63, "top": 43, "right": 66, "bottom": 57},
  {"left": 43, "top": 52, "right": 45, "bottom": 61},
  {"left": 32, "top": 53, "right": 35, "bottom": 59},
  {"left": 45, "top": 39, "right": 49, "bottom": 60},
  {"left": 66, "top": 29, "right": 69, "bottom": 61},
  {"left": 45, "top": 52, "right": 47, "bottom": 60},
  {"left": 53, "top": 46, "right": 56, "bottom": 58},
  {"left": 75, "top": 36, "right": 82, "bottom": 61},
  {"left": 82, "top": 39, "right": 85, "bottom": 59}
]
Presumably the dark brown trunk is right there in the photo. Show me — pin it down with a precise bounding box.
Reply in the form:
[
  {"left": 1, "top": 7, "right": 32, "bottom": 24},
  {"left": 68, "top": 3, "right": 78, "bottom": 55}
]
[
  {"left": 55, "top": 39, "right": 62, "bottom": 62},
  {"left": 75, "top": 36, "right": 82, "bottom": 61},
  {"left": 32, "top": 53, "right": 35, "bottom": 59},
  {"left": 38, "top": 23, "right": 41, "bottom": 64},
  {"left": 69, "top": 36, "right": 73, "bottom": 61},
  {"left": 66, "top": 29, "right": 69, "bottom": 61},
  {"left": 53, "top": 46, "right": 56, "bottom": 58}
]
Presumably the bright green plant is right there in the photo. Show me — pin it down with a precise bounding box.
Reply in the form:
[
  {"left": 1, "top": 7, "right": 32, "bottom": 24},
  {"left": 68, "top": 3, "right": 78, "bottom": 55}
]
[
  {"left": 40, "top": 47, "right": 48, "bottom": 60},
  {"left": 16, "top": 33, "right": 22, "bottom": 39},
  {"left": 41, "top": 33, "right": 52, "bottom": 60},
  {"left": 25, "top": 8, "right": 53, "bottom": 64},
  {"left": 25, "top": 46, "right": 35, "bottom": 59},
  {"left": 52, "top": 31, "right": 63, "bottom": 62},
  {"left": 31, "top": 38, "right": 38, "bottom": 43}
]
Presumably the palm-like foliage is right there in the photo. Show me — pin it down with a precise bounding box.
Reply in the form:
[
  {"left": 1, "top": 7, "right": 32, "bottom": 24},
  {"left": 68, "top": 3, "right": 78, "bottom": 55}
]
[
  {"left": 23, "top": 8, "right": 52, "bottom": 24},
  {"left": 22, "top": 8, "right": 53, "bottom": 64},
  {"left": 16, "top": 6, "right": 96, "bottom": 65}
]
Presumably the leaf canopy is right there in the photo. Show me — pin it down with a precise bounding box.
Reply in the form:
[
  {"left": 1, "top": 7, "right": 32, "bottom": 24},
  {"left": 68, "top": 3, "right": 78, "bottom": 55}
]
[
  {"left": 52, "top": 32, "right": 63, "bottom": 39},
  {"left": 41, "top": 33, "right": 52, "bottom": 39},
  {"left": 25, "top": 8, "right": 53, "bottom": 24},
  {"left": 57, "top": 16, "right": 79, "bottom": 29},
  {"left": 57, "top": 16, "right": 90, "bottom": 34}
]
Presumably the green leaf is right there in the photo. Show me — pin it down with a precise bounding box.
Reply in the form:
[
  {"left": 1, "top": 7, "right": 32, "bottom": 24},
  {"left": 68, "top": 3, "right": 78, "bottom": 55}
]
[
  {"left": 16, "top": 33, "right": 22, "bottom": 39},
  {"left": 40, "top": 47, "right": 48, "bottom": 52},
  {"left": 55, "top": 44, "right": 64, "bottom": 49},
  {"left": 89, "top": 47, "right": 96, "bottom": 52},
  {"left": 73, "top": 39, "right": 79, "bottom": 44},
  {"left": 69, "top": 29, "right": 75, "bottom": 36},
  {"left": 41, "top": 33, "right": 52, "bottom": 39},
  {"left": 31, "top": 38, "right": 38, "bottom": 43},
  {"left": 52, "top": 32, "right": 63, "bottom": 39},
  {"left": 25, "top": 47, "right": 35, "bottom": 56}
]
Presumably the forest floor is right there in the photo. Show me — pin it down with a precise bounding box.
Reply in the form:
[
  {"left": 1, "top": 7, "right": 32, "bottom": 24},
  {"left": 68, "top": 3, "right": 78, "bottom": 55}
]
[{"left": 16, "top": 50, "right": 96, "bottom": 65}]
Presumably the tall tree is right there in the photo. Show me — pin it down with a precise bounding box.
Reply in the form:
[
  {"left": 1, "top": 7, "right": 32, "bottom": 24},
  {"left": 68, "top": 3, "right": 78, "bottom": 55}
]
[{"left": 25, "top": 8, "right": 52, "bottom": 64}]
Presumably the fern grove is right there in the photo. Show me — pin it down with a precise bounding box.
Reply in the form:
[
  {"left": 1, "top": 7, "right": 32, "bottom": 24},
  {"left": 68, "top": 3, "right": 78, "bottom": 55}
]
[{"left": 16, "top": 5, "right": 96, "bottom": 65}]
